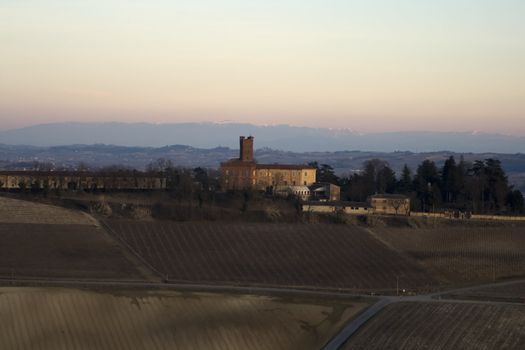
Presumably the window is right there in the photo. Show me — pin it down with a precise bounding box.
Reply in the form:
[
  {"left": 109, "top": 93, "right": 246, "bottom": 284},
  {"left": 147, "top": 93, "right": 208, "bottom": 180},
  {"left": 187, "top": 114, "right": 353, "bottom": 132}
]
[
  {"left": 304, "top": 181, "right": 307, "bottom": 185},
  {"left": 304, "top": 172, "right": 308, "bottom": 176}
]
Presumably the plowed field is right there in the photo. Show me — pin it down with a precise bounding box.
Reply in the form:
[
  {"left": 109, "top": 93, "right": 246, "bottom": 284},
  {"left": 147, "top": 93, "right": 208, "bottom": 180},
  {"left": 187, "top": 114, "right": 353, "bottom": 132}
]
[
  {"left": 104, "top": 220, "right": 435, "bottom": 292},
  {"left": 0, "top": 287, "right": 368, "bottom": 350},
  {"left": 343, "top": 302, "right": 525, "bottom": 350},
  {"left": 0, "top": 223, "right": 144, "bottom": 279},
  {"left": 0, "top": 196, "right": 95, "bottom": 225},
  {"left": 373, "top": 226, "right": 525, "bottom": 284},
  {"left": 445, "top": 282, "right": 525, "bottom": 303}
]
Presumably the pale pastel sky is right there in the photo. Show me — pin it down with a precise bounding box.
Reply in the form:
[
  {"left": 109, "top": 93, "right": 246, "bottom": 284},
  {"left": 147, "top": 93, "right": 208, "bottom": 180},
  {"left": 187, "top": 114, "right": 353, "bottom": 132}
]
[{"left": 1, "top": 0, "right": 524, "bottom": 134}]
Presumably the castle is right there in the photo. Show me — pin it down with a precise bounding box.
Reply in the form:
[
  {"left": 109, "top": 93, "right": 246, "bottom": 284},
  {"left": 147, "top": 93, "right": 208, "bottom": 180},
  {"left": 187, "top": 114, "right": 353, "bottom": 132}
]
[{"left": 220, "top": 136, "right": 317, "bottom": 191}]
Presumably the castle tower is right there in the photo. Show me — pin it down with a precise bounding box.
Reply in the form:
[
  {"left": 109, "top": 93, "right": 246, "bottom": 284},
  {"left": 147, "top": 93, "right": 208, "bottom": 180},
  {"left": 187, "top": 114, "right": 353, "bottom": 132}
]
[{"left": 239, "top": 136, "right": 254, "bottom": 162}]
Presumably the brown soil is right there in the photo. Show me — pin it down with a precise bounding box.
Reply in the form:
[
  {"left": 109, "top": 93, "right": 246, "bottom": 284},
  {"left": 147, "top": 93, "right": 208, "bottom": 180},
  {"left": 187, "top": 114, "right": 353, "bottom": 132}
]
[
  {"left": 372, "top": 226, "right": 525, "bottom": 284},
  {"left": 343, "top": 302, "right": 525, "bottom": 350},
  {"left": 0, "top": 196, "right": 95, "bottom": 225},
  {"left": 0, "top": 287, "right": 369, "bottom": 350},
  {"left": 103, "top": 220, "right": 436, "bottom": 293},
  {"left": 0, "top": 223, "right": 145, "bottom": 280},
  {"left": 445, "top": 282, "right": 525, "bottom": 303}
]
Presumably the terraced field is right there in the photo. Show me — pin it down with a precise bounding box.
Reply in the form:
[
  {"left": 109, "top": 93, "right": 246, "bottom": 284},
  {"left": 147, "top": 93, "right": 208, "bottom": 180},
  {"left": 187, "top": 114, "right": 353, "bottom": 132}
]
[
  {"left": 373, "top": 226, "right": 525, "bottom": 284},
  {"left": 0, "top": 287, "right": 368, "bottom": 350},
  {"left": 343, "top": 302, "right": 525, "bottom": 349},
  {"left": 104, "top": 220, "right": 435, "bottom": 293},
  {"left": 0, "top": 223, "right": 145, "bottom": 279},
  {"left": 0, "top": 197, "right": 95, "bottom": 225}
]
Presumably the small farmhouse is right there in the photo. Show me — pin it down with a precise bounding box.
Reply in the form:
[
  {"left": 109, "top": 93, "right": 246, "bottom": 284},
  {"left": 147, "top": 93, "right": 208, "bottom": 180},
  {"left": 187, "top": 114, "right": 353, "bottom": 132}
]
[
  {"left": 303, "top": 201, "right": 371, "bottom": 215},
  {"left": 369, "top": 194, "right": 411, "bottom": 215},
  {"left": 310, "top": 183, "right": 341, "bottom": 202},
  {"left": 303, "top": 194, "right": 411, "bottom": 216}
]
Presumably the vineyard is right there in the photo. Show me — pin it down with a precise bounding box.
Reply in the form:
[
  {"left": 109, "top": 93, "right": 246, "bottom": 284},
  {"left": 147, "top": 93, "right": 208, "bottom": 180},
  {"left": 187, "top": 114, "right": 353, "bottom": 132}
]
[
  {"left": 0, "top": 223, "right": 144, "bottom": 279},
  {"left": 343, "top": 302, "right": 525, "bottom": 349},
  {"left": 445, "top": 282, "right": 525, "bottom": 303},
  {"left": 0, "top": 196, "right": 95, "bottom": 225},
  {"left": 0, "top": 287, "right": 368, "bottom": 350},
  {"left": 372, "top": 226, "right": 525, "bottom": 284},
  {"left": 103, "top": 220, "right": 435, "bottom": 292}
]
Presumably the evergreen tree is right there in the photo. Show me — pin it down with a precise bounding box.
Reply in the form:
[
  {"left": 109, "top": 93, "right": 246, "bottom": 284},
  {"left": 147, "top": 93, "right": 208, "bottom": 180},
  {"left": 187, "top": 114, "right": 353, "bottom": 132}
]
[
  {"left": 506, "top": 190, "right": 524, "bottom": 214},
  {"left": 318, "top": 164, "right": 339, "bottom": 184},
  {"left": 414, "top": 160, "right": 441, "bottom": 211},
  {"left": 441, "top": 156, "right": 458, "bottom": 203},
  {"left": 484, "top": 159, "right": 509, "bottom": 212},
  {"left": 362, "top": 159, "right": 396, "bottom": 194},
  {"left": 397, "top": 164, "right": 413, "bottom": 194},
  {"left": 377, "top": 166, "right": 397, "bottom": 193}
]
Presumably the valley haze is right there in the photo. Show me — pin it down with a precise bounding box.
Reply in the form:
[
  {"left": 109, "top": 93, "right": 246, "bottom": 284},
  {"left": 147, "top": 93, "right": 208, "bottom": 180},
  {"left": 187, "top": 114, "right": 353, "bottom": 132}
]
[{"left": 1, "top": 122, "right": 524, "bottom": 153}]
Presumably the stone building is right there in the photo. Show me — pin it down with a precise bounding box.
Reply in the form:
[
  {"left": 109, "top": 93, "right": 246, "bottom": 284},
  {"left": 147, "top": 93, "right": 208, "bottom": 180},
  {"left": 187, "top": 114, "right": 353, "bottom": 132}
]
[
  {"left": 310, "top": 183, "right": 341, "bottom": 202},
  {"left": 220, "top": 136, "right": 317, "bottom": 191},
  {"left": 274, "top": 185, "right": 311, "bottom": 201},
  {"left": 369, "top": 194, "right": 411, "bottom": 215}
]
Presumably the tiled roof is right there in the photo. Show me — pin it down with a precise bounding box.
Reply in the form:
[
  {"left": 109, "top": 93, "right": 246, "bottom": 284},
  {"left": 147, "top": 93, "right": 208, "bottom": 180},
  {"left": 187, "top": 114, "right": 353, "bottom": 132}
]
[
  {"left": 0, "top": 170, "right": 163, "bottom": 178},
  {"left": 370, "top": 194, "right": 409, "bottom": 199},
  {"left": 256, "top": 164, "right": 316, "bottom": 170}
]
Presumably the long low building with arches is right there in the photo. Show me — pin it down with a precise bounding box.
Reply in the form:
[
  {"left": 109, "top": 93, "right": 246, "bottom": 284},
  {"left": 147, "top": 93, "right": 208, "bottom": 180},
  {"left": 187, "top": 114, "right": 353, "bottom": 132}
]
[{"left": 0, "top": 171, "right": 166, "bottom": 191}]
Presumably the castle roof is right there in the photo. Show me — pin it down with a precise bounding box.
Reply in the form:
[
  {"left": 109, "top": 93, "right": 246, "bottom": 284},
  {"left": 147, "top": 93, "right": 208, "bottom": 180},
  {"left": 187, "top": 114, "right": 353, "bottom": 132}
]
[{"left": 256, "top": 164, "right": 316, "bottom": 170}]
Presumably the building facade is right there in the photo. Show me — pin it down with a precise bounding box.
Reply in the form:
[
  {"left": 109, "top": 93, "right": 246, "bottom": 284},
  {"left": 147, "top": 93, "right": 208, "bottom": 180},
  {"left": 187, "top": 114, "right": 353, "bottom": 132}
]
[
  {"left": 0, "top": 171, "right": 166, "bottom": 191},
  {"left": 369, "top": 194, "right": 411, "bottom": 215},
  {"left": 220, "top": 136, "right": 317, "bottom": 191},
  {"left": 310, "top": 183, "right": 341, "bottom": 202}
]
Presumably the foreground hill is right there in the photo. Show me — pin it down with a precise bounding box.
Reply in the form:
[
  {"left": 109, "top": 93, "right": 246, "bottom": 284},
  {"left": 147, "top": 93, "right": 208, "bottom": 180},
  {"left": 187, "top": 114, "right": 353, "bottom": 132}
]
[{"left": 0, "top": 287, "right": 368, "bottom": 350}]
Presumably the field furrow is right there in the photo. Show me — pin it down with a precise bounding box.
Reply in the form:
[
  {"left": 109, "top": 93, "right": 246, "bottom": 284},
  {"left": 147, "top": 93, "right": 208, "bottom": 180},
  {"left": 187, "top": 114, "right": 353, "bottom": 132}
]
[
  {"left": 343, "top": 302, "right": 525, "bottom": 350},
  {"left": 103, "top": 220, "right": 435, "bottom": 292}
]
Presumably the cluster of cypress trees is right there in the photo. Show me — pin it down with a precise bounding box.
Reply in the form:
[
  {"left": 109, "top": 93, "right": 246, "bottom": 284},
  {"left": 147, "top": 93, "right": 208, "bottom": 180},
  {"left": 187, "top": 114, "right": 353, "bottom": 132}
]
[{"left": 313, "top": 157, "right": 524, "bottom": 214}]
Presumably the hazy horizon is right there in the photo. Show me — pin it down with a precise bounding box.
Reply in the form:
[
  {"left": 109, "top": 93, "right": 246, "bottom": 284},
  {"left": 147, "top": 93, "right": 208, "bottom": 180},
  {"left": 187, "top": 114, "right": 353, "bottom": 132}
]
[
  {"left": 1, "top": 120, "right": 525, "bottom": 138},
  {"left": 2, "top": 1, "right": 524, "bottom": 135}
]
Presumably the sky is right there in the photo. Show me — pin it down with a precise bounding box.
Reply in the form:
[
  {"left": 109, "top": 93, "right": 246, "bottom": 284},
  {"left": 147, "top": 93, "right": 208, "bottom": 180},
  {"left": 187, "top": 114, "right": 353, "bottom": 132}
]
[{"left": 1, "top": 0, "right": 524, "bottom": 134}]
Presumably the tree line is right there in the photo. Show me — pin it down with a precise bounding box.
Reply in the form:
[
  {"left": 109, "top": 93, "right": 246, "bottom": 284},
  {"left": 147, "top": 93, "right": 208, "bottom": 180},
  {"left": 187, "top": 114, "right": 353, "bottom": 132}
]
[{"left": 311, "top": 157, "right": 524, "bottom": 214}]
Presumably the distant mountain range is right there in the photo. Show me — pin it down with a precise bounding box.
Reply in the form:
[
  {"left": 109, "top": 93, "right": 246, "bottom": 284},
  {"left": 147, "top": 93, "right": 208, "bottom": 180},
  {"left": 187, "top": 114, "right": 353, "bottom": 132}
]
[{"left": 1, "top": 122, "right": 524, "bottom": 153}]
